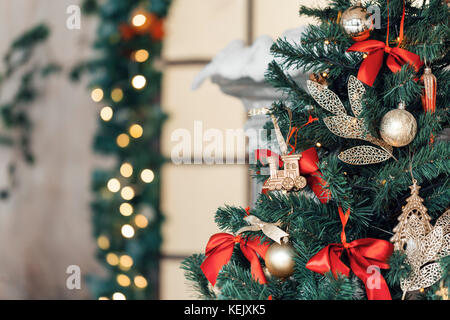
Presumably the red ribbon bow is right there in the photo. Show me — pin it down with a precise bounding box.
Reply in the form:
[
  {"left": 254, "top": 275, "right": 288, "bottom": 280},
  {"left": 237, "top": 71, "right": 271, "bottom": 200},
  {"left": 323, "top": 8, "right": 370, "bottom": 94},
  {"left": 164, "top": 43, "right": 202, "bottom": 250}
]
[
  {"left": 306, "top": 207, "right": 394, "bottom": 300},
  {"left": 200, "top": 233, "right": 270, "bottom": 286},
  {"left": 346, "top": 0, "right": 423, "bottom": 87},
  {"left": 347, "top": 40, "right": 423, "bottom": 87},
  {"left": 255, "top": 147, "right": 331, "bottom": 203}
]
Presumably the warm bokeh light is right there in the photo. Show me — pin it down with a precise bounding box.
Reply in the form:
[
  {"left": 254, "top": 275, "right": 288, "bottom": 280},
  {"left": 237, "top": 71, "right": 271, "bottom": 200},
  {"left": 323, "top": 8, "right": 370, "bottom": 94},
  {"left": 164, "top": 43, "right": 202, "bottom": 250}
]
[
  {"left": 131, "top": 75, "right": 147, "bottom": 89},
  {"left": 121, "top": 186, "right": 135, "bottom": 200},
  {"left": 119, "top": 255, "right": 134, "bottom": 270},
  {"left": 100, "top": 106, "right": 113, "bottom": 121},
  {"left": 134, "top": 49, "right": 149, "bottom": 62},
  {"left": 117, "top": 134, "right": 130, "bottom": 148},
  {"left": 117, "top": 274, "right": 131, "bottom": 287},
  {"left": 119, "top": 202, "right": 133, "bottom": 217},
  {"left": 91, "top": 88, "right": 104, "bottom": 102},
  {"left": 132, "top": 14, "right": 147, "bottom": 27},
  {"left": 98, "top": 297, "right": 109, "bottom": 300},
  {"left": 111, "top": 88, "right": 124, "bottom": 102},
  {"left": 120, "top": 163, "right": 133, "bottom": 178},
  {"left": 140, "top": 169, "right": 154, "bottom": 183},
  {"left": 121, "top": 224, "right": 135, "bottom": 238},
  {"left": 106, "top": 253, "right": 119, "bottom": 266},
  {"left": 129, "top": 124, "right": 143, "bottom": 138},
  {"left": 97, "top": 235, "right": 110, "bottom": 250},
  {"left": 134, "top": 214, "right": 149, "bottom": 229},
  {"left": 112, "top": 292, "right": 126, "bottom": 300},
  {"left": 107, "top": 178, "right": 121, "bottom": 193},
  {"left": 134, "top": 276, "right": 148, "bottom": 289}
]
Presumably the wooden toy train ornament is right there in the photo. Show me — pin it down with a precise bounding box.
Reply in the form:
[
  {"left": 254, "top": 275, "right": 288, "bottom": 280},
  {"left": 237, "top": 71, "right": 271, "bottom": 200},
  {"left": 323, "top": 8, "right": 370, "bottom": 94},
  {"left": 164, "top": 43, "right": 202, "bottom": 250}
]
[
  {"left": 262, "top": 114, "right": 307, "bottom": 193},
  {"left": 263, "top": 154, "right": 307, "bottom": 192}
]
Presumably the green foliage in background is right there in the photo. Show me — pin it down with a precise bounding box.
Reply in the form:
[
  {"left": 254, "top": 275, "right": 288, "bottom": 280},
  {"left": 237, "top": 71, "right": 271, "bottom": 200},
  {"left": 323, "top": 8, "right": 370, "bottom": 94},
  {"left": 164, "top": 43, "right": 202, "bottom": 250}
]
[
  {"left": 0, "top": 24, "right": 59, "bottom": 199},
  {"left": 183, "top": 0, "right": 449, "bottom": 300}
]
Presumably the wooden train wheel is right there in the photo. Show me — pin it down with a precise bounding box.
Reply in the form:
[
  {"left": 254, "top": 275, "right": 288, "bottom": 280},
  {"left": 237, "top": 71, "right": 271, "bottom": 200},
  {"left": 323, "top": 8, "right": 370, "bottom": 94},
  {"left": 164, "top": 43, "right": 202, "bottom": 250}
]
[
  {"left": 282, "top": 177, "right": 294, "bottom": 191},
  {"left": 294, "top": 176, "right": 307, "bottom": 190}
]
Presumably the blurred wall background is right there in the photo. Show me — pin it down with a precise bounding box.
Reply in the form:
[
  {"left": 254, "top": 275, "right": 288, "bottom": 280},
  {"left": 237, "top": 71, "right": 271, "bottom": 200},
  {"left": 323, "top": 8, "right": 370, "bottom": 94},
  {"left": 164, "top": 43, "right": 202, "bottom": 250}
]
[
  {"left": 0, "top": 0, "right": 103, "bottom": 299},
  {"left": 0, "top": 0, "right": 324, "bottom": 299}
]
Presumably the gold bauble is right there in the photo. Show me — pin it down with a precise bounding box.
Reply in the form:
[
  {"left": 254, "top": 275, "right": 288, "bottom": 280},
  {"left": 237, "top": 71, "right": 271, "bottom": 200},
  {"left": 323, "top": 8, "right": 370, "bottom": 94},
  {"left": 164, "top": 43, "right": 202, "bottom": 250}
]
[
  {"left": 340, "top": 2, "right": 373, "bottom": 41},
  {"left": 265, "top": 242, "right": 295, "bottom": 278},
  {"left": 380, "top": 103, "right": 417, "bottom": 147}
]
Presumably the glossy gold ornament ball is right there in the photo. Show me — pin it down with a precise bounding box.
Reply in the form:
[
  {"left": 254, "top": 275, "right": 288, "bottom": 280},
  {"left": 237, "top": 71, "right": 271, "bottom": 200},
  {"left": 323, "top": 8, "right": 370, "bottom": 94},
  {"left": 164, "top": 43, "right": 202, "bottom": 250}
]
[
  {"left": 265, "top": 242, "right": 295, "bottom": 278},
  {"left": 340, "top": 2, "right": 373, "bottom": 41},
  {"left": 380, "top": 104, "right": 417, "bottom": 147}
]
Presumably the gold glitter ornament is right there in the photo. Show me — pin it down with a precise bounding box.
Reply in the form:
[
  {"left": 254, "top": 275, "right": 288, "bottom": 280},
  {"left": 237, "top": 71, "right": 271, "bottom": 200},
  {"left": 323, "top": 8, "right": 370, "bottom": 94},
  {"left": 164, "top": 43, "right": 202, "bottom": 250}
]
[{"left": 380, "top": 102, "right": 417, "bottom": 147}]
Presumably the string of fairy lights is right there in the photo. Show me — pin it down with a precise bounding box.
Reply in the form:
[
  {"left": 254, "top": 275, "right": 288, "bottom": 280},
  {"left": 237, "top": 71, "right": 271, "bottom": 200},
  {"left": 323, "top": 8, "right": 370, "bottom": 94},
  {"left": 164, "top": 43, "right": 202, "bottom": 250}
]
[{"left": 88, "top": 8, "right": 160, "bottom": 300}]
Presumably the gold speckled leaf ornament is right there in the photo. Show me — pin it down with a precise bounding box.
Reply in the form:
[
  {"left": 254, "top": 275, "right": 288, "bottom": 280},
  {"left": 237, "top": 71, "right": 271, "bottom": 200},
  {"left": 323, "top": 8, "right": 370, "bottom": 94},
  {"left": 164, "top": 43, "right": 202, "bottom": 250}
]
[{"left": 307, "top": 75, "right": 395, "bottom": 165}]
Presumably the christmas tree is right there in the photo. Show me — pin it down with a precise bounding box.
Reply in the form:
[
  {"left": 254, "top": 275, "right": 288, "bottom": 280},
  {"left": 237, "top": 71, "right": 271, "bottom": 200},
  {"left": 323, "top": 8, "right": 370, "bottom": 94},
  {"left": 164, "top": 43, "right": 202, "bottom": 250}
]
[{"left": 182, "top": 0, "right": 449, "bottom": 300}]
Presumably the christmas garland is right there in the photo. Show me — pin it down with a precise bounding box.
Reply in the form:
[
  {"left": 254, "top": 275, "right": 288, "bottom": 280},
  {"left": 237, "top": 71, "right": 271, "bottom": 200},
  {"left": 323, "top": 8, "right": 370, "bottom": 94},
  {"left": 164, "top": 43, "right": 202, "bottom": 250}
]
[{"left": 73, "top": 0, "right": 171, "bottom": 300}]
